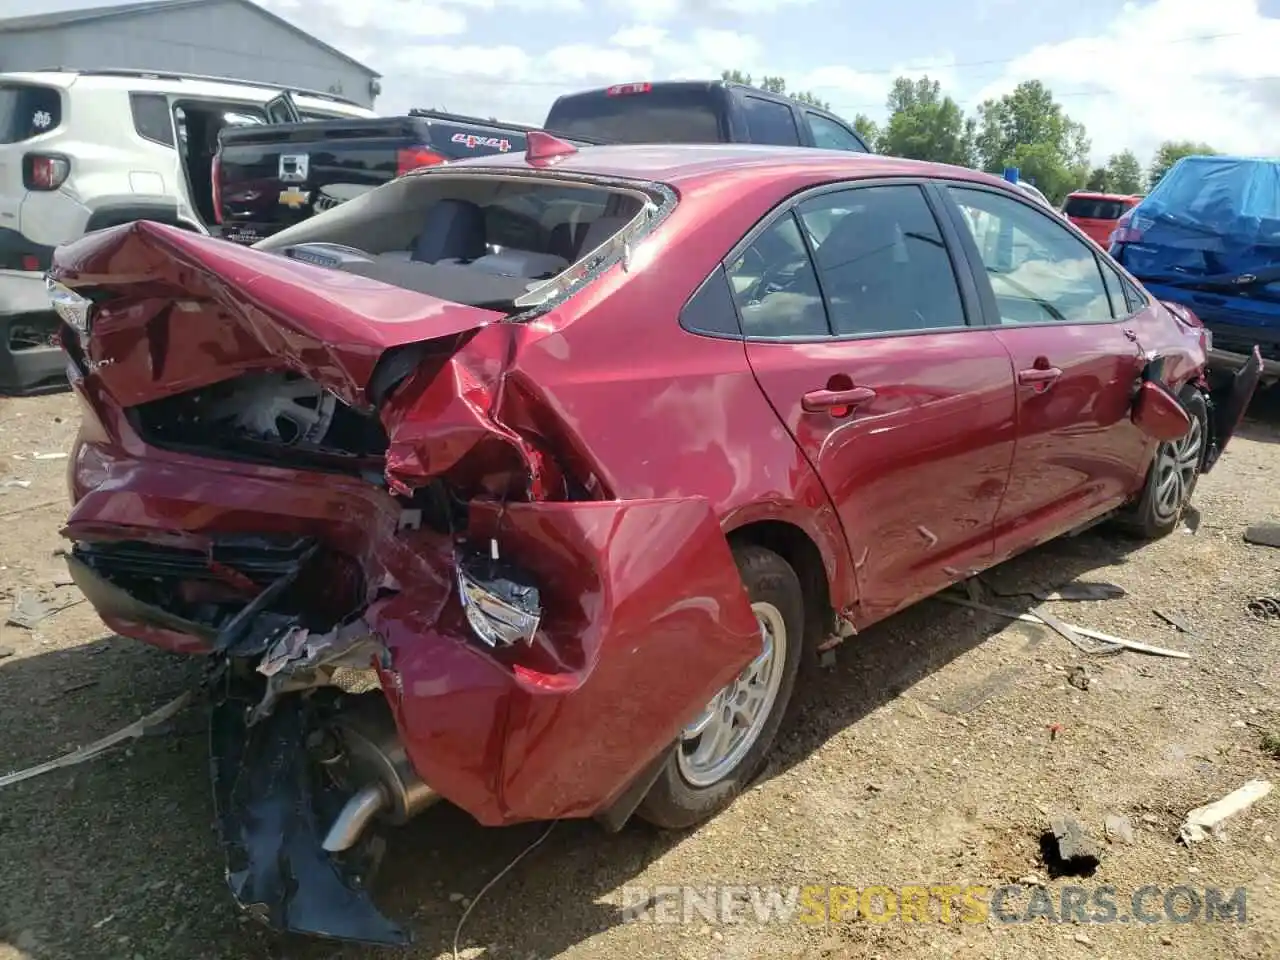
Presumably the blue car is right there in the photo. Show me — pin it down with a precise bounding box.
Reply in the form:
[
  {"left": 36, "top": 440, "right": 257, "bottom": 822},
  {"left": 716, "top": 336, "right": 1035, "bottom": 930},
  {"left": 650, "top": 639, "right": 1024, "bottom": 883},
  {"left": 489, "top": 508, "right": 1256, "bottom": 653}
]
[{"left": 1110, "top": 155, "right": 1279, "bottom": 385}]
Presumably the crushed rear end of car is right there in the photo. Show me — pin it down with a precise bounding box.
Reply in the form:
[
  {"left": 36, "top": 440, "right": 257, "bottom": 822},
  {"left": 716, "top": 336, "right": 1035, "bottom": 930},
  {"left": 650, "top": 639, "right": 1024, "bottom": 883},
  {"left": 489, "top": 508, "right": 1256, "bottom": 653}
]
[{"left": 49, "top": 166, "right": 762, "bottom": 944}]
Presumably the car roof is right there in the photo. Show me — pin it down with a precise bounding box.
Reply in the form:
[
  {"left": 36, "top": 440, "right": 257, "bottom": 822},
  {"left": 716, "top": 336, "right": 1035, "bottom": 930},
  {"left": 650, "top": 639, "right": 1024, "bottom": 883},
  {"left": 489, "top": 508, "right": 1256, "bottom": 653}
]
[
  {"left": 0, "top": 69, "right": 374, "bottom": 117},
  {"left": 445, "top": 142, "right": 1011, "bottom": 192},
  {"left": 1067, "top": 191, "right": 1142, "bottom": 201}
]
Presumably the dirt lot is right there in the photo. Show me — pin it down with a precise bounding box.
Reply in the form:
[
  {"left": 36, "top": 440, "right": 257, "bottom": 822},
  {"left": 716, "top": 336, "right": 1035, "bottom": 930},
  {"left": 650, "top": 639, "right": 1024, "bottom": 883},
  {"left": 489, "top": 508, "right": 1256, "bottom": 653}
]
[{"left": 1, "top": 389, "right": 1278, "bottom": 960}]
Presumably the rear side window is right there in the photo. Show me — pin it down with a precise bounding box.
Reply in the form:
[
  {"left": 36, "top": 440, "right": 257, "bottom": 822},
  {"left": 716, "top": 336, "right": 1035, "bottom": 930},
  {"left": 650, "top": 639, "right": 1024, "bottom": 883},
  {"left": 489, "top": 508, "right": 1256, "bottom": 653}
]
[
  {"left": 0, "top": 83, "right": 62, "bottom": 144},
  {"left": 741, "top": 96, "right": 800, "bottom": 146},
  {"left": 130, "top": 93, "right": 175, "bottom": 146},
  {"left": 545, "top": 88, "right": 723, "bottom": 143},
  {"left": 1063, "top": 196, "right": 1129, "bottom": 220},
  {"left": 806, "top": 113, "right": 867, "bottom": 152},
  {"left": 728, "top": 214, "right": 828, "bottom": 337}
]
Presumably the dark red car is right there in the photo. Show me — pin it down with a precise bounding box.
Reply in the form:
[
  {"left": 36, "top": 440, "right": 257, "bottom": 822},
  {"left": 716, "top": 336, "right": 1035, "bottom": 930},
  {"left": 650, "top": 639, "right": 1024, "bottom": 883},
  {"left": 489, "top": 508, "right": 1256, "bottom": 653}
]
[
  {"left": 47, "top": 137, "right": 1261, "bottom": 944},
  {"left": 1062, "top": 190, "right": 1143, "bottom": 247}
]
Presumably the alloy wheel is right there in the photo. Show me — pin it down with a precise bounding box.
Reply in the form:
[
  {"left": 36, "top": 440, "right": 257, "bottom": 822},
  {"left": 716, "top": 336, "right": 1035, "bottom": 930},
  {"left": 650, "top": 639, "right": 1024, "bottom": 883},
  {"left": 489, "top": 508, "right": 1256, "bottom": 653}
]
[
  {"left": 676, "top": 601, "right": 788, "bottom": 788},
  {"left": 1152, "top": 414, "right": 1203, "bottom": 522}
]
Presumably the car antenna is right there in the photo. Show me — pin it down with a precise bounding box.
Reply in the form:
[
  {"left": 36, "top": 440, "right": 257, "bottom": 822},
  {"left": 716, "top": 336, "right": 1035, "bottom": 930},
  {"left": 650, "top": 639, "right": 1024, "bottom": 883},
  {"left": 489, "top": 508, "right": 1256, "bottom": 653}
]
[{"left": 525, "top": 130, "right": 578, "bottom": 165}]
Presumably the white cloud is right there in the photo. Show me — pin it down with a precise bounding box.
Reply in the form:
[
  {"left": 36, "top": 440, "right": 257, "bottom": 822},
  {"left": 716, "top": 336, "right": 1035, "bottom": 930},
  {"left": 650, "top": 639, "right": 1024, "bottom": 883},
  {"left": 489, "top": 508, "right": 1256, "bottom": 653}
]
[
  {"left": 329, "top": 3, "right": 467, "bottom": 37},
  {"left": 607, "top": 0, "right": 818, "bottom": 22},
  {"left": 972, "top": 0, "right": 1280, "bottom": 164}
]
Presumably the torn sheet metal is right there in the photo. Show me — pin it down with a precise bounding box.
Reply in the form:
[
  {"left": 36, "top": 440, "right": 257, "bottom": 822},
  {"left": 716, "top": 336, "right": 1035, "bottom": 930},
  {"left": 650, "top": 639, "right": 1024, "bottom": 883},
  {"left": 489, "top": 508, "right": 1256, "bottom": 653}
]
[
  {"left": 249, "top": 619, "right": 385, "bottom": 723},
  {"left": 210, "top": 683, "right": 409, "bottom": 945}
]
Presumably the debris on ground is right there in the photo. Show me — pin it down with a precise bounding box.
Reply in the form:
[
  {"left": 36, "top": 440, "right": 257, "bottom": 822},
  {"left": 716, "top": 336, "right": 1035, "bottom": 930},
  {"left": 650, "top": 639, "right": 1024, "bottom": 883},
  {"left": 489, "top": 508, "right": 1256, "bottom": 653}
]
[
  {"left": 1104, "top": 814, "right": 1135, "bottom": 844},
  {"left": 1067, "top": 665, "right": 1091, "bottom": 691},
  {"left": 1179, "top": 779, "right": 1274, "bottom": 845},
  {"left": 31, "top": 452, "right": 68, "bottom": 461},
  {"left": 0, "top": 479, "right": 31, "bottom": 492},
  {"left": 1247, "top": 597, "right": 1280, "bottom": 621},
  {"left": 0, "top": 692, "right": 193, "bottom": 789},
  {"left": 1043, "top": 817, "right": 1102, "bottom": 876},
  {"left": 1035, "top": 581, "right": 1127, "bottom": 602},
  {"left": 6, "top": 590, "right": 84, "bottom": 629},
  {"left": 1243, "top": 522, "right": 1280, "bottom": 548},
  {"left": 0, "top": 646, "right": 14, "bottom": 659},
  {"left": 939, "top": 591, "right": 1191, "bottom": 659},
  {"left": 1154, "top": 608, "right": 1204, "bottom": 640},
  {"left": 1183, "top": 506, "right": 1202, "bottom": 535}
]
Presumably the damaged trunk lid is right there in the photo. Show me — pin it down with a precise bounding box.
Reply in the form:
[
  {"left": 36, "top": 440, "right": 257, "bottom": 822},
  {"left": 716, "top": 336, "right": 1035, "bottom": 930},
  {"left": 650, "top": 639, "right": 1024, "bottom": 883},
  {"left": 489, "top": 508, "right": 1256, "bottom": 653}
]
[{"left": 48, "top": 220, "right": 505, "bottom": 410}]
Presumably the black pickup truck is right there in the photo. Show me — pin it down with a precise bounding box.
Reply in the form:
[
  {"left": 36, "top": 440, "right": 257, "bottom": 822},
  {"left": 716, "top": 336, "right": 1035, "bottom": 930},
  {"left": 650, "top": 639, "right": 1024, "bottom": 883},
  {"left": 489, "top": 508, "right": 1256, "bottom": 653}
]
[{"left": 213, "top": 80, "right": 873, "bottom": 244}]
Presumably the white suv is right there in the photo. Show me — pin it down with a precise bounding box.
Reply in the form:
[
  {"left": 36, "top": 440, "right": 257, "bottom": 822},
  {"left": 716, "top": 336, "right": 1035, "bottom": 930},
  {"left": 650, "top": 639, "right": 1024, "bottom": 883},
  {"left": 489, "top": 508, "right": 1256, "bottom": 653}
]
[{"left": 0, "top": 68, "right": 374, "bottom": 394}]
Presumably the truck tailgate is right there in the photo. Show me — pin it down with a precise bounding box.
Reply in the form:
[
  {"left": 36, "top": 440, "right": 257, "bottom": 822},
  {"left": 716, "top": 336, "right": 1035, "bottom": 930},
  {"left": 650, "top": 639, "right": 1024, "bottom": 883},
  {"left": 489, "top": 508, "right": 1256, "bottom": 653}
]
[{"left": 216, "top": 116, "right": 529, "bottom": 244}]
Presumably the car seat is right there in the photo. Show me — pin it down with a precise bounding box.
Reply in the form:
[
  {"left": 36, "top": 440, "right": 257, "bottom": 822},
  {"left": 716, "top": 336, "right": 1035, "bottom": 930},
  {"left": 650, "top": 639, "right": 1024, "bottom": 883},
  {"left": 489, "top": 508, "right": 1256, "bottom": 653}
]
[{"left": 410, "top": 199, "right": 488, "bottom": 263}]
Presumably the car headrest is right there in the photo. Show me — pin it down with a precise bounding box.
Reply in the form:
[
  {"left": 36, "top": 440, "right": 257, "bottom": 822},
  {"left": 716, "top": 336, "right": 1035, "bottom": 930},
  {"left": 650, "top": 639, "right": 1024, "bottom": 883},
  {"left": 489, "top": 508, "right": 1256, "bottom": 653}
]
[{"left": 410, "top": 199, "right": 487, "bottom": 264}]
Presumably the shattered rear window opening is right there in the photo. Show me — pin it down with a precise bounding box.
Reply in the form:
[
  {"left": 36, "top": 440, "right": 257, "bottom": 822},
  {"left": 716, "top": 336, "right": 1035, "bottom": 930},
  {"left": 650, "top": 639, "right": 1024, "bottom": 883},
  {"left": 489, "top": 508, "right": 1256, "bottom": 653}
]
[{"left": 254, "top": 170, "right": 672, "bottom": 315}]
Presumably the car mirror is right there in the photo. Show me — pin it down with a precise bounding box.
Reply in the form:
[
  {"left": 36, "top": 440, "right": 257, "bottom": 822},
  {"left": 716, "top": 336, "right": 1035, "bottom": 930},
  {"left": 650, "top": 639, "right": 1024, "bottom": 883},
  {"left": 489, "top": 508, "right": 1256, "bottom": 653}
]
[{"left": 1131, "top": 380, "right": 1191, "bottom": 441}]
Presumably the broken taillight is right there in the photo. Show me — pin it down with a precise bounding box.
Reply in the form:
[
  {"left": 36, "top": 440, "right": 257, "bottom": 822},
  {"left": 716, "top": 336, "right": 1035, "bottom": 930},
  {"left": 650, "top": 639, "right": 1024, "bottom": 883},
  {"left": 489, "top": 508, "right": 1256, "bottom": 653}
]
[
  {"left": 396, "top": 146, "right": 446, "bottom": 176},
  {"left": 47, "top": 278, "right": 91, "bottom": 335},
  {"left": 455, "top": 543, "right": 541, "bottom": 649}
]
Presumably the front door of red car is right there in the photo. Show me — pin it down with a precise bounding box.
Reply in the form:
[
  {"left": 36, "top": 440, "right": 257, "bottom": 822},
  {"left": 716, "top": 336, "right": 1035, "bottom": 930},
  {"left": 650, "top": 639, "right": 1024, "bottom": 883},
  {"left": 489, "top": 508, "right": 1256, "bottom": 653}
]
[
  {"left": 733, "top": 182, "right": 1018, "bottom": 625},
  {"left": 942, "top": 184, "right": 1150, "bottom": 558}
]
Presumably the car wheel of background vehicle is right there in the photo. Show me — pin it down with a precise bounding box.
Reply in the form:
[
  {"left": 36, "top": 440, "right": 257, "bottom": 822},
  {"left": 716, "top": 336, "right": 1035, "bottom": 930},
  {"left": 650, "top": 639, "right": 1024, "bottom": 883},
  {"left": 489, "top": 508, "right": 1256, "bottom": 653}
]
[
  {"left": 636, "top": 545, "right": 803, "bottom": 831},
  {"left": 1118, "top": 387, "right": 1208, "bottom": 540}
]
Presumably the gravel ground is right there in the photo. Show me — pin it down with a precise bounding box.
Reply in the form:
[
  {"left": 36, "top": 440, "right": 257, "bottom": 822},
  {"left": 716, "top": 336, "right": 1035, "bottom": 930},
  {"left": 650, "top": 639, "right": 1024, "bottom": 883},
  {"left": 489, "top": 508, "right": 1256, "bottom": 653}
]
[{"left": 0, "top": 388, "right": 1278, "bottom": 960}]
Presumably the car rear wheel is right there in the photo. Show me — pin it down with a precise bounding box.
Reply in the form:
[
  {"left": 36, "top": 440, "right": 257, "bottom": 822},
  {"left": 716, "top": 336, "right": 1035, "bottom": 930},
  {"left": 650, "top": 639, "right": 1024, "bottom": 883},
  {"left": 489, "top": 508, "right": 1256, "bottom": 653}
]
[
  {"left": 1119, "top": 388, "right": 1208, "bottom": 539},
  {"left": 636, "top": 545, "right": 803, "bottom": 830}
]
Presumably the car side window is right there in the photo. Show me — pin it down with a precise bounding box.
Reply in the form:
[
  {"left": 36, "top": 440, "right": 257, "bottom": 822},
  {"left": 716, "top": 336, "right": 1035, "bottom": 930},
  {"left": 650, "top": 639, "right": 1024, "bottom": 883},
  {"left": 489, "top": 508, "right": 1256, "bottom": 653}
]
[
  {"left": 948, "top": 186, "right": 1113, "bottom": 325},
  {"left": 727, "top": 214, "right": 829, "bottom": 338},
  {"left": 130, "top": 93, "right": 175, "bottom": 147},
  {"left": 741, "top": 96, "right": 800, "bottom": 146},
  {"left": 806, "top": 113, "right": 866, "bottom": 152},
  {"left": 795, "top": 185, "right": 966, "bottom": 335}
]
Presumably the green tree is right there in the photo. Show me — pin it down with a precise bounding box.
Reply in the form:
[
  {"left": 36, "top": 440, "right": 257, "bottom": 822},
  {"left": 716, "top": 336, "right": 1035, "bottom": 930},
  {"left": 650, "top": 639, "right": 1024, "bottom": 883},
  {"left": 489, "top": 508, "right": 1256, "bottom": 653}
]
[
  {"left": 878, "top": 75, "right": 975, "bottom": 166},
  {"left": 721, "top": 69, "right": 830, "bottom": 111},
  {"left": 1086, "top": 167, "right": 1111, "bottom": 192},
  {"left": 1106, "top": 150, "right": 1144, "bottom": 194},
  {"left": 852, "top": 113, "right": 880, "bottom": 149},
  {"left": 974, "top": 80, "right": 1091, "bottom": 203},
  {"left": 1149, "top": 140, "right": 1218, "bottom": 188}
]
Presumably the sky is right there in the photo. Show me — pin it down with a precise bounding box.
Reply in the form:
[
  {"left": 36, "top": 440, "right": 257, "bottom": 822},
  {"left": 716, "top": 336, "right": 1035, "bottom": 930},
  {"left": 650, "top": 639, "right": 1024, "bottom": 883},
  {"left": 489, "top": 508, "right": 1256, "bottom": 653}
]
[{"left": 12, "top": 0, "right": 1280, "bottom": 167}]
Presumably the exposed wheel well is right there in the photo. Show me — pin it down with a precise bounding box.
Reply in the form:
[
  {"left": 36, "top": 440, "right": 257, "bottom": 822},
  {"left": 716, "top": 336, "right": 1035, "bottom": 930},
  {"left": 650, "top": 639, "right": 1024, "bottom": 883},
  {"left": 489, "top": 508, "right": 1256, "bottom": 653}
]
[{"left": 727, "top": 520, "right": 833, "bottom": 658}]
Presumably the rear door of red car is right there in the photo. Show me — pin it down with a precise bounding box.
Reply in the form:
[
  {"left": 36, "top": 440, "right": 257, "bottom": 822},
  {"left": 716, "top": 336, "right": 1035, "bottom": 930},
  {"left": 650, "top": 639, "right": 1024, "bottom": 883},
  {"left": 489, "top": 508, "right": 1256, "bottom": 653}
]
[
  {"left": 732, "top": 180, "right": 1018, "bottom": 625},
  {"left": 938, "top": 183, "right": 1151, "bottom": 559}
]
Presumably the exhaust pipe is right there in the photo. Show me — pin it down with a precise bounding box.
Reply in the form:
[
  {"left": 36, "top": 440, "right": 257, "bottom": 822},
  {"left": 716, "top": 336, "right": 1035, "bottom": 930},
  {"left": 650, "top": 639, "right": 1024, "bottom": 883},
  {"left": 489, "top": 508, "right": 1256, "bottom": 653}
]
[{"left": 321, "top": 699, "right": 440, "bottom": 853}]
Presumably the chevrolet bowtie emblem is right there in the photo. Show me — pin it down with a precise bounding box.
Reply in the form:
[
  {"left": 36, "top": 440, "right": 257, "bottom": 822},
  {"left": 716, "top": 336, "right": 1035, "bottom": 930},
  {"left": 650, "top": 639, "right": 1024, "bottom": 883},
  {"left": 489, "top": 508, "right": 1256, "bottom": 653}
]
[{"left": 278, "top": 186, "right": 310, "bottom": 209}]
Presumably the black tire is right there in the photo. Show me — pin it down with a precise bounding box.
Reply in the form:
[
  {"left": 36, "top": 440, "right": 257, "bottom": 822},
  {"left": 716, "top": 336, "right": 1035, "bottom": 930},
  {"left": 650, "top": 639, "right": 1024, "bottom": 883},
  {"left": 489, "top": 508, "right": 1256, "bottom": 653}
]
[
  {"left": 1117, "top": 387, "right": 1208, "bottom": 540},
  {"left": 636, "top": 545, "right": 804, "bottom": 830}
]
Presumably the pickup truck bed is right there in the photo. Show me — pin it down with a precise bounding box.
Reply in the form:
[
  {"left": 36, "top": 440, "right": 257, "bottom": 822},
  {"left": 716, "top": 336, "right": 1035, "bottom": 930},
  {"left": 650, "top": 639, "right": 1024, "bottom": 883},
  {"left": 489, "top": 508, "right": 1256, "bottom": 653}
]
[{"left": 215, "top": 111, "right": 534, "bottom": 244}]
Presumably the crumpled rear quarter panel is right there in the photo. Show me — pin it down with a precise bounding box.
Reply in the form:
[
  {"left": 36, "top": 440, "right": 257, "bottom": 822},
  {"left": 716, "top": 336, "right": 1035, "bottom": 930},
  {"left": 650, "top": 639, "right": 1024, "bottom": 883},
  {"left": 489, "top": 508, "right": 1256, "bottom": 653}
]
[{"left": 373, "top": 498, "right": 761, "bottom": 824}]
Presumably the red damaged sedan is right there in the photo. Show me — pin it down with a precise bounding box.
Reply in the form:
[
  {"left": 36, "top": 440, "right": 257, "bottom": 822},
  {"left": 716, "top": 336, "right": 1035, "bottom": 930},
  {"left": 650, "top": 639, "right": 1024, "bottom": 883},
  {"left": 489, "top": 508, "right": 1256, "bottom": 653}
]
[{"left": 47, "top": 135, "right": 1261, "bottom": 944}]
